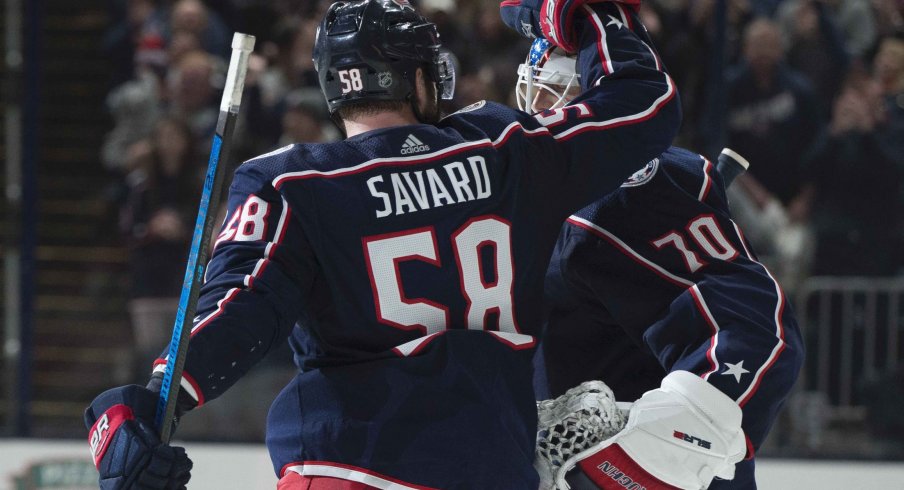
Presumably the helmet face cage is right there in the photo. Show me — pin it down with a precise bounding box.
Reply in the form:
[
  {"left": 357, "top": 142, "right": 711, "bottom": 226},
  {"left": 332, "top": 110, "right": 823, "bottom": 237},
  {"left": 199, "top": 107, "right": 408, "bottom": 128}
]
[
  {"left": 516, "top": 38, "right": 580, "bottom": 113},
  {"left": 436, "top": 49, "right": 456, "bottom": 101},
  {"left": 314, "top": 0, "right": 455, "bottom": 114}
]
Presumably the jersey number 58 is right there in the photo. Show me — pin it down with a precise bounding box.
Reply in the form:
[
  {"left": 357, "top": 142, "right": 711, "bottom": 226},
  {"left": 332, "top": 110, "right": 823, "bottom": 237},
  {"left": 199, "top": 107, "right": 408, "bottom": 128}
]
[{"left": 363, "top": 215, "right": 518, "bottom": 336}]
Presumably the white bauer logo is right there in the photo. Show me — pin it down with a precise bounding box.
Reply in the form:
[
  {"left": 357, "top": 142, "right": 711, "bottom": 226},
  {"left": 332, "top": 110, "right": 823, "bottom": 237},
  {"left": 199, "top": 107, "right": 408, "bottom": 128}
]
[
  {"left": 400, "top": 134, "right": 430, "bottom": 155},
  {"left": 89, "top": 413, "right": 111, "bottom": 461}
]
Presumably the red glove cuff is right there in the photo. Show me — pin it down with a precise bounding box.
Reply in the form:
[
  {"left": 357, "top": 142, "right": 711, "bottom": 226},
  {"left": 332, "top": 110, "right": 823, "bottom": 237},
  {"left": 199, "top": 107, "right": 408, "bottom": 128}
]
[
  {"left": 576, "top": 443, "right": 681, "bottom": 490},
  {"left": 540, "top": 0, "right": 641, "bottom": 52},
  {"left": 88, "top": 404, "right": 135, "bottom": 469}
]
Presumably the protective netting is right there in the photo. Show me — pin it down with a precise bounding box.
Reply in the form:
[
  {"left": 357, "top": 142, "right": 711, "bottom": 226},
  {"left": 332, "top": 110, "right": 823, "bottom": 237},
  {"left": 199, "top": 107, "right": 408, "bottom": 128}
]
[{"left": 535, "top": 380, "right": 627, "bottom": 488}]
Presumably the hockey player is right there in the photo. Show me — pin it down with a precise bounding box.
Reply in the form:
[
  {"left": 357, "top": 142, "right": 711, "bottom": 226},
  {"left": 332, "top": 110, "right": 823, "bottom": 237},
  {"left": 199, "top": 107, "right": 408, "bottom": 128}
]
[
  {"left": 84, "top": 0, "right": 680, "bottom": 488},
  {"left": 515, "top": 38, "right": 804, "bottom": 489}
]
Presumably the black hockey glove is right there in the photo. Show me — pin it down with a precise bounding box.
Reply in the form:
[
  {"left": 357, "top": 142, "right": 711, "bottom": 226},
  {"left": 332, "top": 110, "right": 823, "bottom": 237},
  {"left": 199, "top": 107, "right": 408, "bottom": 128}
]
[{"left": 85, "top": 385, "right": 192, "bottom": 490}]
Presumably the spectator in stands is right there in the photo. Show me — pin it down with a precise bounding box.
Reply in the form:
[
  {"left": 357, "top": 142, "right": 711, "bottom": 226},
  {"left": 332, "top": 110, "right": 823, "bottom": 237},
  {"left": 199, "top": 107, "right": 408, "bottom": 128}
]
[
  {"left": 688, "top": 0, "right": 755, "bottom": 65},
  {"left": 778, "top": 0, "right": 850, "bottom": 113},
  {"left": 166, "top": 0, "right": 231, "bottom": 60},
  {"left": 872, "top": 0, "right": 904, "bottom": 39},
  {"left": 874, "top": 33, "right": 904, "bottom": 165},
  {"left": 119, "top": 117, "right": 201, "bottom": 381},
  {"left": 724, "top": 18, "right": 821, "bottom": 207},
  {"left": 241, "top": 17, "right": 321, "bottom": 154},
  {"left": 103, "top": 0, "right": 167, "bottom": 87},
  {"left": 167, "top": 28, "right": 203, "bottom": 67},
  {"left": 458, "top": 3, "right": 527, "bottom": 102},
  {"left": 805, "top": 74, "right": 901, "bottom": 276},
  {"left": 101, "top": 34, "right": 168, "bottom": 173},
  {"left": 777, "top": 0, "right": 878, "bottom": 60},
  {"left": 827, "top": 0, "right": 878, "bottom": 60},
  {"left": 166, "top": 49, "right": 221, "bottom": 141},
  {"left": 278, "top": 88, "right": 339, "bottom": 146},
  {"left": 873, "top": 33, "right": 904, "bottom": 271}
]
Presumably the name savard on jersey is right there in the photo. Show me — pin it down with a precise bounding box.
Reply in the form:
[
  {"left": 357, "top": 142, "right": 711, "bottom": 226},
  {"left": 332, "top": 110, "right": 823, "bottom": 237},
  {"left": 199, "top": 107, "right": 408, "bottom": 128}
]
[{"left": 366, "top": 155, "right": 492, "bottom": 218}]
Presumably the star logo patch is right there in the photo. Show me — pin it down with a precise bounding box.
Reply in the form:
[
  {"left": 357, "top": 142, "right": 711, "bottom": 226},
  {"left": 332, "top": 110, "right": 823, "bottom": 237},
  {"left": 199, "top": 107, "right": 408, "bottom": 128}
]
[{"left": 721, "top": 361, "right": 750, "bottom": 383}]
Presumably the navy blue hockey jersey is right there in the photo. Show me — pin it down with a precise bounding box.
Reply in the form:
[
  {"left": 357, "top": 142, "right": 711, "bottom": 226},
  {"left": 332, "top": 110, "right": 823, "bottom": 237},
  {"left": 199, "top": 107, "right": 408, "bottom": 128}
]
[
  {"left": 151, "top": 4, "right": 680, "bottom": 488},
  {"left": 540, "top": 147, "right": 804, "bottom": 488}
]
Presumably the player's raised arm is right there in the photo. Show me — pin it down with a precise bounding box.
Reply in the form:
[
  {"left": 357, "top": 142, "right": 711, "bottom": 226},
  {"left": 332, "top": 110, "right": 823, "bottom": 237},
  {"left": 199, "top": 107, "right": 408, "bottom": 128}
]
[{"left": 497, "top": 0, "right": 681, "bottom": 215}]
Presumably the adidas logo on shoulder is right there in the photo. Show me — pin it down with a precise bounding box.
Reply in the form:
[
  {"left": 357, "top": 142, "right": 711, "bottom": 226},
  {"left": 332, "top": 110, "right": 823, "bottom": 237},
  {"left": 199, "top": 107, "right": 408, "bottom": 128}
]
[{"left": 401, "top": 134, "right": 430, "bottom": 155}]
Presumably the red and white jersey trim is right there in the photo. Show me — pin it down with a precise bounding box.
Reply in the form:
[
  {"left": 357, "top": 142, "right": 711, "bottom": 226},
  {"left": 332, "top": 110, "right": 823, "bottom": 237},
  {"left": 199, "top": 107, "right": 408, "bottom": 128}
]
[
  {"left": 566, "top": 216, "right": 692, "bottom": 288},
  {"left": 585, "top": 5, "right": 614, "bottom": 76},
  {"left": 566, "top": 215, "right": 788, "bottom": 405},
  {"left": 271, "top": 74, "right": 675, "bottom": 187},
  {"left": 698, "top": 158, "right": 714, "bottom": 202},
  {"left": 392, "top": 332, "right": 442, "bottom": 357},
  {"left": 152, "top": 361, "right": 204, "bottom": 405},
  {"left": 731, "top": 221, "right": 787, "bottom": 407},
  {"left": 563, "top": 216, "right": 725, "bottom": 390},
  {"left": 283, "top": 462, "right": 438, "bottom": 490},
  {"left": 690, "top": 284, "right": 721, "bottom": 381},
  {"left": 194, "top": 198, "right": 292, "bottom": 336}
]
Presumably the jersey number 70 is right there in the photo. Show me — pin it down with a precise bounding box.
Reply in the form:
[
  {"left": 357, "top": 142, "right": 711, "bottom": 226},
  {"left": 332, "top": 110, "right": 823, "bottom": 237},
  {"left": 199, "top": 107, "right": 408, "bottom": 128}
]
[{"left": 362, "top": 215, "right": 518, "bottom": 336}]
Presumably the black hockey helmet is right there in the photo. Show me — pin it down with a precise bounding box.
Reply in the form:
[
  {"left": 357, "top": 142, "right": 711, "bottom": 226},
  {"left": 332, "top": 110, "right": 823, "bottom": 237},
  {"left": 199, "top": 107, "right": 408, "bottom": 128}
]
[{"left": 313, "top": 0, "right": 455, "bottom": 115}]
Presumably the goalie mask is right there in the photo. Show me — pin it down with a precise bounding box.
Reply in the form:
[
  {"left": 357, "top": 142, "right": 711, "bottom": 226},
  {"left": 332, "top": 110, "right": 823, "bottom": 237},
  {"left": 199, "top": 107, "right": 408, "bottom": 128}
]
[
  {"left": 516, "top": 38, "right": 580, "bottom": 113},
  {"left": 313, "top": 0, "right": 456, "bottom": 116}
]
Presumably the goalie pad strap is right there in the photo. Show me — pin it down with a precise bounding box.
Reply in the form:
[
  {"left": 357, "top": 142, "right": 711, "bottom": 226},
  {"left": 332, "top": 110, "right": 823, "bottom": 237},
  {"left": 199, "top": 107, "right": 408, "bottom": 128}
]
[{"left": 577, "top": 443, "right": 681, "bottom": 490}]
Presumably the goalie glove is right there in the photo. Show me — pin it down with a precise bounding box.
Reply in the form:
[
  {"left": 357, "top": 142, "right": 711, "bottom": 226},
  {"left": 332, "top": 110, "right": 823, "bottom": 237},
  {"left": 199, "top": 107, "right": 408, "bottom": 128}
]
[
  {"left": 539, "top": 372, "right": 746, "bottom": 490},
  {"left": 85, "top": 385, "right": 193, "bottom": 490},
  {"left": 535, "top": 381, "right": 629, "bottom": 490}
]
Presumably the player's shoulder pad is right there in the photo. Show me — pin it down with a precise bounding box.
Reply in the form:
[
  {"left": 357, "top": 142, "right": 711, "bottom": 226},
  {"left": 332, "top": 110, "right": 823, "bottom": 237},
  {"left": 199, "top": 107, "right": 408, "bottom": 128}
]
[
  {"left": 440, "top": 99, "right": 541, "bottom": 144},
  {"left": 656, "top": 146, "right": 710, "bottom": 180},
  {"left": 656, "top": 146, "right": 728, "bottom": 199},
  {"left": 233, "top": 144, "right": 300, "bottom": 194}
]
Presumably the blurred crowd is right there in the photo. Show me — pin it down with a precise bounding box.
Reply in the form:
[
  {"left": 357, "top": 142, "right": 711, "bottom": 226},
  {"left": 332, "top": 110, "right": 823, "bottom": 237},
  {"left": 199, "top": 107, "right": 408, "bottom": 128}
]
[{"left": 98, "top": 0, "right": 904, "bottom": 380}]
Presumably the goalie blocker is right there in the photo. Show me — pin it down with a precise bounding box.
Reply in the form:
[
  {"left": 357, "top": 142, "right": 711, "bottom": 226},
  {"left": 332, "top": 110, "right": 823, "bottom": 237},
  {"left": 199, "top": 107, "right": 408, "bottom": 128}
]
[{"left": 539, "top": 371, "right": 746, "bottom": 490}]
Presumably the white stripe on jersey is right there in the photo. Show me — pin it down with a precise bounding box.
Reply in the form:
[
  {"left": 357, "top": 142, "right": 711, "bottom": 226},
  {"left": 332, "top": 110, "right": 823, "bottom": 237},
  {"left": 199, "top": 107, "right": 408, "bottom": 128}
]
[
  {"left": 152, "top": 363, "right": 201, "bottom": 402},
  {"left": 698, "top": 157, "right": 713, "bottom": 202},
  {"left": 567, "top": 216, "right": 693, "bottom": 288},
  {"left": 270, "top": 72, "right": 676, "bottom": 187},
  {"left": 284, "top": 463, "right": 433, "bottom": 490},
  {"left": 585, "top": 5, "right": 614, "bottom": 76},
  {"left": 731, "top": 220, "right": 787, "bottom": 407},
  {"left": 244, "top": 144, "right": 294, "bottom": 164},
  {"left": 691, "top": 284, "right": 722, "bottom": 381},
  {"left": 392, "top": 332, "right": 442, "bottom": 357}
]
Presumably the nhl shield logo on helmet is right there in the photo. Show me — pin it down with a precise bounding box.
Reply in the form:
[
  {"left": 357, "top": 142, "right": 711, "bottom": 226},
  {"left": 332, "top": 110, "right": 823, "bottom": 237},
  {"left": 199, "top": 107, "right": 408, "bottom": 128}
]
[{"left": 378, "top": 72, "right": 393, "bottom": 89}]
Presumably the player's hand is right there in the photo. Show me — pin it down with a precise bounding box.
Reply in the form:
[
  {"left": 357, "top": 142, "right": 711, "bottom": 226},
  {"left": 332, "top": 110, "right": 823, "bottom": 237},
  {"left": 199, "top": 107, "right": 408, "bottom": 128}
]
[
  {"left": 500, "top": 0, "right": 545, "bottom": 39},
  {"left": 558, "top": 371, "right": 745, "bottom": 490},
  {"left": 500, "top": 0, "right": 640, "bottom": 51},
  {"left": 85, "top": 385, "right": 193, "bottom": 490}
]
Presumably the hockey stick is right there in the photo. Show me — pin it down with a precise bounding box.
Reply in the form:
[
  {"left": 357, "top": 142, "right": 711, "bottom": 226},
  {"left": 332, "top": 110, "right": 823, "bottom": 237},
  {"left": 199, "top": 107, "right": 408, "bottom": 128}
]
[
  {"left": 715, "top": 147, "right": 750, "bottom": 187},
  {"left": 155, "top": 33, "right": 255, "bottom": 443}
]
